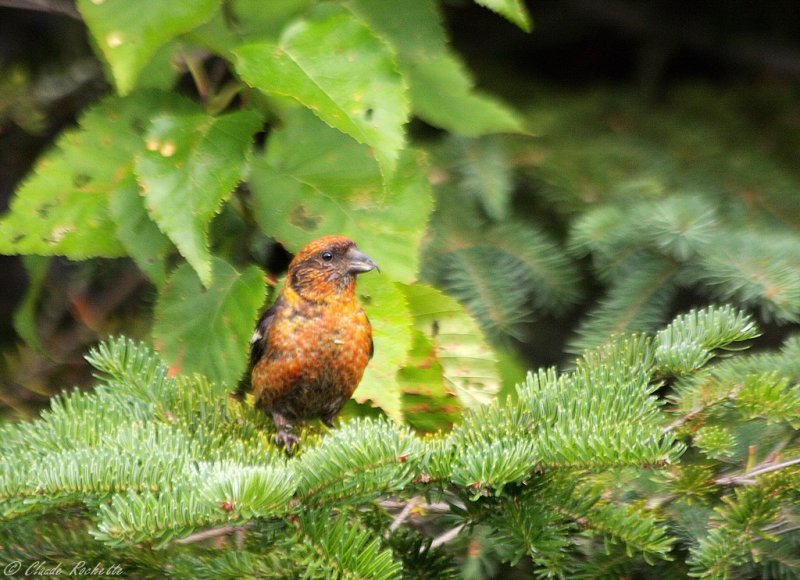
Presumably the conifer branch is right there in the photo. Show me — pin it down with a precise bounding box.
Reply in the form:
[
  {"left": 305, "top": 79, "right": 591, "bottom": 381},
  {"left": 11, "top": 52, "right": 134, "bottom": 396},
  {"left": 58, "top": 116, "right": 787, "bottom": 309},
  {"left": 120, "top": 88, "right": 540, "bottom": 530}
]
[
  {"left": 174, "top": 523, "right": 254, "bottom": 545},
  {"left": 1, "top": 316, "right": 795, "bottom": 577},
  {"left": 715, "top": 456, "right": 800, "bottom": 486}
]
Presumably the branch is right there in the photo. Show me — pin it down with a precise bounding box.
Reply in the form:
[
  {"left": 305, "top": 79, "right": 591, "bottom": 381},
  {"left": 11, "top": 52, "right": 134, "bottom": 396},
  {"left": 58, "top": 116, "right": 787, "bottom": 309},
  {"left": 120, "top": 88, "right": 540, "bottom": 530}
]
[
  {"left": 174, "top": 523, "right": 253, "bottom": 545},
  {"left": 662, "top": 382, "right": 745, "bottom": 435},
  {"left": 379, "top": 499, "right": 453, "bottom": 513},
  {"left": 0, "top": 0, "right": 81, "bottom": 20},
  {"left": 428, "top": 524, "right": 465, "bottom": 551},
  {"left": 715, "top": 456, "right": 800, "bottom": 486},
  {"left": 384, "top": 497, "right": 419, "bottom": 539}
]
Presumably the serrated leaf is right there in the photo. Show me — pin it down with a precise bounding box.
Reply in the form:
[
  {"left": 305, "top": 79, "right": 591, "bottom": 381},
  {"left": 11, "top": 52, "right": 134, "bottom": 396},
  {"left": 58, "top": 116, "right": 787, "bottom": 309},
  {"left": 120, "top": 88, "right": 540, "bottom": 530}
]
[
  {"left": 152, "top": 257, "right": 266, "bottom": 390},
  {"left": 233, "top": 4, "right": 408, "bottom": 178},
  {"left": 249, "top": 109, "right": 432, "bottom": 283},
  {"left": 346, "top": 0, "right": 522, "bottom": 136},
  {"left": 108, "top": 171, "right": 172, "bottom": 286},
  {"left": 263, "top": 107, "right": 383, "bottom": 195},
  {"left": 400, "top": 329, "right": 462, "bottom": 432},
  {"left": 77, "top": 0, "right": 219, "bottom": 94},
  {"left": 0, "top": 91, "right": 196, "bottom": 258},
  {"left": 406, "top": 53, "right": 523, "bottom": 135},
  {"left": 344, "top": 0, "right": 448, "bottom": 59},
  {"left": 190, "top": 0, "right": 311, "bottom": 58},
  {"left": 473, "top": 0, "right": 532, "bottom": 32},
  {"left": 352, "top": 277, "right": 413, "bottom": 422},
  {"left": 401, "top": 283, "right": 500, "bottom": 408},
  {"left": 135, "top": 110, "right": 262, "bottom": 286}
]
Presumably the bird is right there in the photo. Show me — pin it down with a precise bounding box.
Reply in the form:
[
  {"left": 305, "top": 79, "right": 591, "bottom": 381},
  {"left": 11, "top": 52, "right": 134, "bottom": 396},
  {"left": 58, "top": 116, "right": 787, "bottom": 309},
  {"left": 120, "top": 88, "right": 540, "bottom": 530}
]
[{"left": 249, "top": 235, "right": 379, "bottom": 453}]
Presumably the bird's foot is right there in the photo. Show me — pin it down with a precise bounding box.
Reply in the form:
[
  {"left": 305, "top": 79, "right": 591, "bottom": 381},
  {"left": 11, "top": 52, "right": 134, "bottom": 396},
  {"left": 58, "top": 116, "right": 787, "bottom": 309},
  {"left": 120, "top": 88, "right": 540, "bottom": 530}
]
[{"left": 275, "top": 430, "right": 300, "bottom": 455}]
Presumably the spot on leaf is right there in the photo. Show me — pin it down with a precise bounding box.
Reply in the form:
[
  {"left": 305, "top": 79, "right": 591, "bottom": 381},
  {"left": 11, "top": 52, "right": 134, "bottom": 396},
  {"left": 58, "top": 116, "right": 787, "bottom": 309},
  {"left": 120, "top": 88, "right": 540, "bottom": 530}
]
[
  {"left": 131, "top": 117, "right": 146, "bottom": 135},
  {"left": 72, "top": 173, "right": 91, "bottom": 188},
  {"left": 36, "top": 203, "right": 53, "bottom": 218},
  {"left": 106, "top": 32, "right": 123, "bottom": 48},
  {"left": 47, "top": 226, "right": 74, "bottom": 244},
  {"left": 288, "top": 205, "right": 322, "bottom": 231}
]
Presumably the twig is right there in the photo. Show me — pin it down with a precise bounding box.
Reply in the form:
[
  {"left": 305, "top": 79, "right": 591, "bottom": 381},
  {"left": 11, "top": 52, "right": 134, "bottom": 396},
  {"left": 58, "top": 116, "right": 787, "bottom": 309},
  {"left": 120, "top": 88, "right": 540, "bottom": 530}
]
[
  {"left": 662, "top": 383, "right": 745, "bottom": 435},
  {"left": 715, "top": 456, "right": 800, "bottom": 486},
  {"left": 773, "top": 524, "right": 800, "bottom": 536},
  {"left": 379, "top": 499, "right": 453, "bottom": 513},
  {"left": 384, "top": 497, "right": 419, "bottom": 539},
  {"left": 175, "top": 523, "right": 253, "bottom": 545},
  {"left": 0, "top": 0, "right": 81, "bottom": 19},
  {"left": 427, "top": 524, "right": 465, "bottom": 551},
  {"left": 662, "top": 406, "right": 705, "bottom": 435}
]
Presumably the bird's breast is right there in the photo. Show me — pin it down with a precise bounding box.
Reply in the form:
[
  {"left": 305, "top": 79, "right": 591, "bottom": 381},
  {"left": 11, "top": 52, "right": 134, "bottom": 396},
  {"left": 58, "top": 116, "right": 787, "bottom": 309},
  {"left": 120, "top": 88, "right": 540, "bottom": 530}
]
[{"left": 253, "top": 301, "right": 372, "bottom": 415}]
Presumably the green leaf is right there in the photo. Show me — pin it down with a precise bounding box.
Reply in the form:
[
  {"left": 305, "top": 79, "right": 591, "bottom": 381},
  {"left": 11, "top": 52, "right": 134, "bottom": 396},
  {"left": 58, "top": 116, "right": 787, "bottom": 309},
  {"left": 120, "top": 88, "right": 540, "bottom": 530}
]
[
  {"left": 401, "top": 283, "right": 500, "bottom": 408},
  {"left": 406, "top": 53, "right": 523, "bottom": 135},
  {"left": 12, "top": 256, "right": 50, "bottom": 352},
  {"left": 135, "top": 110, "right": 262, "bottom": 286},
  {"left": 353, "top": 277, "right": 413, "bottom": 422},
  {"left": 344, "top": 0, "right": 448, "bottom": 59},
  {"left": 107, "top": 171, "right": 173, "bottom": 286},
  {"left": 152, "top": 257, "right": 266, "bottom": 390},
  {"left": 262, "top": 107, "right": 383, "bottom": 195},
  {"left": 249, "top": 109, "right": 432, "bottom": 283},
  {"left": 77, "top": 0, "right": 219, "bottom": 94},
  {"left": 0, "top": 91, "right": 196, "bottom": 259},
  {"left": 346, "top": 0, "right": 522, "bottom": 135},
  {"left": 473, "top": 0, "right": 532, "bottom": 32},
  {"left": 233, "top": 4, "right": 408, "bottom": 178},
  {"left": 190, "top": 0, "right": 311, "bottom": 58},
  {"left": 400, "top": 329, "right": 463, "bottom": 433}
]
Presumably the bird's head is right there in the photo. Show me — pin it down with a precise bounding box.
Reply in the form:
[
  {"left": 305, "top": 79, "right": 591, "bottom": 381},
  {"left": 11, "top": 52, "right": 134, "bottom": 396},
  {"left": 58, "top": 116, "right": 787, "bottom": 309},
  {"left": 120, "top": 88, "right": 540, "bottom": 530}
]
[{"left": 285, "top": 235, "right": 379, "bottom": 302}]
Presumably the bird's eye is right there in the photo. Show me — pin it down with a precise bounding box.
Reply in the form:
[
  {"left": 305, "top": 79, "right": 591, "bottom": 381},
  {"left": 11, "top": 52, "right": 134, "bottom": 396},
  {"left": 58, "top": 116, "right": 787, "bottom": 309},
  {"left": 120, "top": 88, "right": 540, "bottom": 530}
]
[{"left": 321, "top": 251, "right": 333, "bottom": 262}]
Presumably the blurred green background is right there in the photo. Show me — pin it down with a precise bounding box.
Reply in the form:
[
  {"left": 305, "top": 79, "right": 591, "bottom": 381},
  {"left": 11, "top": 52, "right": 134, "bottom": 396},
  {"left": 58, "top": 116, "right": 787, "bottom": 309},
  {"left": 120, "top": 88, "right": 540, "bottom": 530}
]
[{"left": 2, "top": 0, "right": 800, "bottom": 419}]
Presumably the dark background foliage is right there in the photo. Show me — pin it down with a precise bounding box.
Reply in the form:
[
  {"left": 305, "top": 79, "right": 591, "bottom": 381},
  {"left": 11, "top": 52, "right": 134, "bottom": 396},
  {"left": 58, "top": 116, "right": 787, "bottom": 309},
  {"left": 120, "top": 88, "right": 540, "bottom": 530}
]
[
  {"left": 1, "top": 2, "right": 800, "bottom": 578},
  {"left": 1, "top": 0, "right": 799, "bottom": 407}
]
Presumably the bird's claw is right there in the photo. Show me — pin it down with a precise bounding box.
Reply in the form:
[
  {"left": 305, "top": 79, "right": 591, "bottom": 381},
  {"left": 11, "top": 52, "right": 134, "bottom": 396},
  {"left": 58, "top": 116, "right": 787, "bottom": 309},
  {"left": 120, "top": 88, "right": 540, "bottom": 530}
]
[{"left": 275, "top": 431, "right": 299, "bottom": 455}]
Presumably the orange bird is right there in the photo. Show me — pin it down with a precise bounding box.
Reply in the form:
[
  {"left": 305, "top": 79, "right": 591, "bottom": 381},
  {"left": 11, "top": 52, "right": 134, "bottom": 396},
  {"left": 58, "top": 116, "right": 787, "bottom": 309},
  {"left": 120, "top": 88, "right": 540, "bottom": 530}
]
[{"left": 249, "top": 236, "right": 378, "bottom": 453}]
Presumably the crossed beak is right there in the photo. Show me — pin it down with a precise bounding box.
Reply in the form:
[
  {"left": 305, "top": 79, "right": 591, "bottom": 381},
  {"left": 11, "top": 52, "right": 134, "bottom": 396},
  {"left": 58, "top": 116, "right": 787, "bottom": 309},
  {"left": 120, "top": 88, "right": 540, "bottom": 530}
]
[{"left": 346, "top": 246, "right": 380, "bottom": 274}]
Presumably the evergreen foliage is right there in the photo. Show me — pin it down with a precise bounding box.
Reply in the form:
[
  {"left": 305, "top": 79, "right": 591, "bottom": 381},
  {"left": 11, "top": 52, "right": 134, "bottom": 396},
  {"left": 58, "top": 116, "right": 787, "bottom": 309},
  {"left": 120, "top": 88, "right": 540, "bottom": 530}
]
[
  {"left": 1, "top": 307, "right": 797, "bottom": 577},
  {"left": 1, "top": 0, "right": 800, "bottom": 577},
  {"left": 424, "top": 88, "right": 800, "bottom": 351}
]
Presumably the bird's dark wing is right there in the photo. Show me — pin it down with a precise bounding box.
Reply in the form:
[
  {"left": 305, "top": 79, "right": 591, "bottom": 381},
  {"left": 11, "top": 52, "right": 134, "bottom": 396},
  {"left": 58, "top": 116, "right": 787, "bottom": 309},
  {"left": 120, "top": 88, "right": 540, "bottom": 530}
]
[
  {"left": 249, "top": 300, "right": 280, "bottom": 368},
  {"left": 366, "top": 314, "right": 374, "bottom": 359},
  {"left": 235, "top": 299, "right": 282, "bottom": 400}
]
